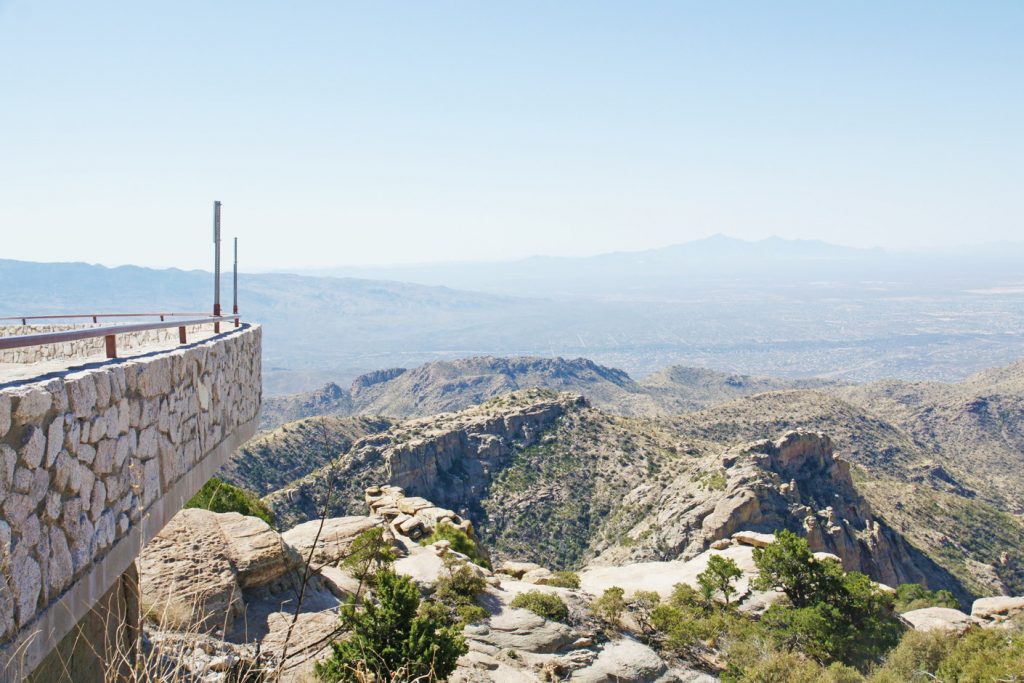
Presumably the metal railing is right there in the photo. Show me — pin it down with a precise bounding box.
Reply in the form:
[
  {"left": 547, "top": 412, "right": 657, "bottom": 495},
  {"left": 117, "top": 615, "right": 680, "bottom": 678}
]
[
  {"left": 0, "top": 314, "right": 241, "bottom": 359},
  {"left": 1, "top": 201, "right": 244, "bottom": 362},
  {"left": 0, "top": 313, "right": 208, "bottom": 325}
]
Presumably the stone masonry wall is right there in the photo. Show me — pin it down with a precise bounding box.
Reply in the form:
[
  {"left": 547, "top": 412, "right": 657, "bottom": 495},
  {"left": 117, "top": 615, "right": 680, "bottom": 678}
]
[
  {"left": 0, "top": 324, "right": 210, "bottom": 364},
  {"left": 0, "top": 325, "right": 261, "bottom": 673}
]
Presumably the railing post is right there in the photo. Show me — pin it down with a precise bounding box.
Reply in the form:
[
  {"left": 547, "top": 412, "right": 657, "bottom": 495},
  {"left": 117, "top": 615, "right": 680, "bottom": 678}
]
[
  {"left": 178, "top": 326, "right": 187, "bottom": 344},
  {"left": 104, "top": 335, "right": 117, "bottom": 359}
]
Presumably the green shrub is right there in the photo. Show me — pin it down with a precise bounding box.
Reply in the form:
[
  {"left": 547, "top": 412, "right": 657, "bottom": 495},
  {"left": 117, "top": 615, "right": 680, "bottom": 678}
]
[
  {"left": 753, "top": 529, "right": 842, "bottom": 608},
  {"left": 432, "top": 558, "right": 489, "bottom": 626},
  {"left": 630, "top": 590, "right": 661, "bottom": 632},
  {"left": 935, "top": 626, "right": 1024, "bottom": 681},
  {"left": 511, "top": 590, "right": 570, "bottom": 623},
  {"left": 342, "top": 527, "right": 397, "bottom": 595},
  {"left": 434, "top": 561, "right": 487, "bottom": 607},
  {"left": 698, "top": 554, "right": 743, "bottom": 605},
  {"left": 893, "top": 583, "right": 959, "bottom": 613},
  {"left": 867, "top": 629, "right": 954, "bottom": 681},
  {"left": 754, "top": 531, "right": 904, "bottom": 669},
  {"left": 455, "top": 604, "right": 488, "bottom": 625},
  {"left": 545, "top": 571, "right": 581, "bottom": 589},
  {"left": 704, "top": 469, "right": 728, "bottom": 491},
  {"left": 315, "top": 569, "right": 466, "bottom": 682},
  {"left": 591, "top": 586, "right": 627, "bottom": 624},
  {"left": 185, "top": 476, "right": 274, "bottom": 525},
  {"left": 733, "top": 652, "right": 864, "bottom": 682},
  {"left": 421, "top": 522, "right": 491, "bottom": 569}
]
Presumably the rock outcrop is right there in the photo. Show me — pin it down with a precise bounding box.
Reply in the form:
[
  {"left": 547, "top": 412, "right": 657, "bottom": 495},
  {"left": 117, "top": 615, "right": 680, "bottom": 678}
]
[
  {"left": 971, "top": 596, "right": 1024, "bottom": 625},
  {"left": 591, "top": 431, "right": 965, "bottom": 600},
  {"left": 901, "top": 607, "right": 976, "bottom": 633},
  {"left": 139, "top": 508, "right": 351, "bottom": 681},
  {"left": 266, "top": 390, "right": 584, "bottom": 528}
]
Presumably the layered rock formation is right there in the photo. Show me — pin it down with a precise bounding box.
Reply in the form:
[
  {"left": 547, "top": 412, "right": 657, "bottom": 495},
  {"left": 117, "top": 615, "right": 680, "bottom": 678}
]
[
  {"left": 265, "top": 390, "right": 584, "bottom": 528},
  {"left": 591, "top": 431, "right": 965, "bottom": 601}
]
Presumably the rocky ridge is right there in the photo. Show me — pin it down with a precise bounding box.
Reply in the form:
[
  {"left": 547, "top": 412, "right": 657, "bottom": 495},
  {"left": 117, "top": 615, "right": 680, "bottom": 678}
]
[
  {"left": 264, "top": 389, "right": 585, "bottom": 529},
  {"left": 255, "top": 392, "right": 967, "bottom": 600},
  {"left": 258, "top": 355, "right": 836, "bottom": 429}
]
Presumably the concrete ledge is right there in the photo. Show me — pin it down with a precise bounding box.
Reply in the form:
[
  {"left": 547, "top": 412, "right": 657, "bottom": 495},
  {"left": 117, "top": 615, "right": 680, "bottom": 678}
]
[{"left": 1, "top": 414, "right": 259, "bottom": 679}]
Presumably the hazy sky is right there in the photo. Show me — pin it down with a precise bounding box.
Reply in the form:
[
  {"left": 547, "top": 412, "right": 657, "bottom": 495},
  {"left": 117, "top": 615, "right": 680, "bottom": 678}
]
[{"left": 1, "top": 2, "right": 1022, "bottom": 270}]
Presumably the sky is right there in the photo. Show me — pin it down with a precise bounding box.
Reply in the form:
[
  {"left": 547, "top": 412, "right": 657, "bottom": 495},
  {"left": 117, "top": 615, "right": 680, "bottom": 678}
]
[{"left": 1, "top": 1, "right": 1022, "bottom": 271}]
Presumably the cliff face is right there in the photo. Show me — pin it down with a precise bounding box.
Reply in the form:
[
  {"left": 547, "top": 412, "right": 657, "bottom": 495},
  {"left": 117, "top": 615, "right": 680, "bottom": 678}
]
[
  {"left": 265, "top": 390, "right": 584, "bottom": 529},
  {"left": 590, "top": 431, "right": 967, "bottom": 602}
]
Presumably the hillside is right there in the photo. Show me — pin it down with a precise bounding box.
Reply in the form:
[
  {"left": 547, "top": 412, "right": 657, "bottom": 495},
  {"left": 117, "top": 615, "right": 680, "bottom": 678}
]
[
  {"left": 239, "top": 356, "right": 1024, "bottom": 604},
  {"left": 219, "top": 415, "right": 394, "bottom": 496},
  {"left": 668, "top": 387, "right": 1024, "bottom": 598},
  {"left": 259, "top": 355, "right": 837, "bottom": 428},
  {"left": 254, "top": 389, "right": 973, "bottom": 603}
]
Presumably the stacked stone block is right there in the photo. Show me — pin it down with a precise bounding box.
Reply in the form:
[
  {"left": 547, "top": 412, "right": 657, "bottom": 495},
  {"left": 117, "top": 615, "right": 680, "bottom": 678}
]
[{"left": 0, "top": 325, "right": 261, "bottom": 652}]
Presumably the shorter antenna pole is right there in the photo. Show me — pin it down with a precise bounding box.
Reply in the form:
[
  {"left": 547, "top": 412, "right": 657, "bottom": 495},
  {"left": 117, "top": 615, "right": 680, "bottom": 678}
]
[{"left": 233, "top": 237, "right": 239, "bottom": 327}]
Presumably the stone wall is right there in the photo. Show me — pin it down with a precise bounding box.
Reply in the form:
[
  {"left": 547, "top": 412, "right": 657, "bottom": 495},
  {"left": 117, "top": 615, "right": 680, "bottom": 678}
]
[
  {"left": 0, "top": 324, "right": 262, "bottom": 678},
  {"left": 0, "top": 323, "right": 210, "bottom": 364}
]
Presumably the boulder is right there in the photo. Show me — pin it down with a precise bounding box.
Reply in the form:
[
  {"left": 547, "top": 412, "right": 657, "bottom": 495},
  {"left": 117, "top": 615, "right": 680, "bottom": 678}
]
[
  {"left": 971, "top": 596, "right": 1024, "bottom": 623},
  {"left": 217, "top": 512, "right": 299, "bottom": 589},
  {"left": 498, "top": 561, "right": 545, "bottom": 579},
  {"left": 464, "top": 608, "right": 575, "bottom": 654},
  {"left": 903, "top": 607, "right": 976, "bottom": 633},
  {"left": 732, "top": 531, "right": 776, "bottom": 548},
  {"left": 570, "top": 638, "right": 667, "bottom": 682},
  {"left": 521, "top": 567, "right": 555, "bottom": 585},
  {"left": 581, "top": 545, "right": 757, "bottom": 601},
  {"left": 813, "top": 551, "right": 843, "bottom": 565},
  {"left": 138, "top": 509, "right": 245, "bottom": 633},
  {"left": 281, "top": 515, "right": 384, "bottom": 567}
]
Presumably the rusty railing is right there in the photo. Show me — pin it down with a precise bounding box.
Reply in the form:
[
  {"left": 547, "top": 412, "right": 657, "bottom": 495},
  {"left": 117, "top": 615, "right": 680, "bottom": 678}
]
[{"left": 0, "top": 313, "right": 241, "bottom": 360}]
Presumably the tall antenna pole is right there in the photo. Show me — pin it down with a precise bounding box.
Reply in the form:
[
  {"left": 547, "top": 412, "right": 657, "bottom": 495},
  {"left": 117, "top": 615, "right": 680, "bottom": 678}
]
[
  {"left": 213, "top": 200, "right": 222, "bottom": 332},
  {"left": 233, "top": 237, "right": 239, "bottom": 327}
]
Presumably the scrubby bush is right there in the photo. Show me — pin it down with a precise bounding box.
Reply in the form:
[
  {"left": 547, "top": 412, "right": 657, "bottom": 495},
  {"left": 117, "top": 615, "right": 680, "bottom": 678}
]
[
  {"left": 545, "top": 570, "right": 581, "bottom": 589},
  {"left": 934, "top": 626, "right": 1024, "bottom": 681},
  {"left": 421, "top": 522, "right": 491, "bottom": 569},
  {"left": 342, "top": 527, "right": 397, "bottom": 595},
  {"left": 511, "top": 590, "right": 570, "bottom": 622},
  {"left": 591, "top": 586, "right": 627, "bottom": 624},
  {"left": 732, "top": 652, "right": 863, "bottom": 682},
  {"left": 185, "top": 476, "right": 274, "bottom": 525},
  {"left": 630, "top": 590, "right": 661, "bottom": 633},
  {"left": 433, "top": 558, "right": 488, "bottom": 625},
  {"left": 866, "top": 629, "right": 953, "bottom": 681},
  {"left": 893, "top": 583, "right": 959, "bottom": 613},
  {"left": 315, "top": 569, "right": 466, "bottom": 682}
]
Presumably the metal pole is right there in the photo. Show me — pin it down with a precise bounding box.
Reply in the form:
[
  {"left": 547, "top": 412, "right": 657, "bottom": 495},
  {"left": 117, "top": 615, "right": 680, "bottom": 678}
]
[
  {"left": 233, "top": 237, "right": 239, "bottom": 326},
  {"left": 213, "top": 201, "right": 221, "bottom": 332}
]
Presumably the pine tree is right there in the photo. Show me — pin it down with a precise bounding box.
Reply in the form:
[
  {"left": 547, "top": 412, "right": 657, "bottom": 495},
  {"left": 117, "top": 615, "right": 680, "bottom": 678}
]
[{"left": 315, "top": 569, "right": 467, "bottom": 682}]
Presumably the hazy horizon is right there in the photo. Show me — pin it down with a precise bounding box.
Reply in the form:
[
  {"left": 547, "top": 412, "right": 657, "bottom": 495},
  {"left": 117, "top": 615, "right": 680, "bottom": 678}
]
[{"left": 6, "top": 232, "right": 1024, "bottom": 275}]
